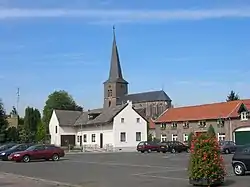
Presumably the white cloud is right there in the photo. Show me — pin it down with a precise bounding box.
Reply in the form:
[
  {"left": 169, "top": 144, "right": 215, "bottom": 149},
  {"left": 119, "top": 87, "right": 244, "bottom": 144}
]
[{"left": 0, "top": 8, "right": 250, "bottom": 22}]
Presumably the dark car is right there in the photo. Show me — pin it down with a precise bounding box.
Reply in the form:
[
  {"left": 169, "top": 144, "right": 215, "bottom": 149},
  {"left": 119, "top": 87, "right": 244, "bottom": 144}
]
[
  {"left": 137, "top": 141, "right": 161, "bottom": 153},
  {"left": 0, "top": 143, "right": 16, "bottom": 152},
  {"left": 160, "top": 141, "right": 190, "bottom": 153},
  {"left": 219, "top": 141, "right": 238, "bottom": 154},
  {"left": 9, "top": 144, "right": 65, "bottom": 163},
  {"left": 232, "top": 144, "right": 250, "bottom": 176},
  {"left": 0, "top": 143, "right": 34, "bottom": 161}
]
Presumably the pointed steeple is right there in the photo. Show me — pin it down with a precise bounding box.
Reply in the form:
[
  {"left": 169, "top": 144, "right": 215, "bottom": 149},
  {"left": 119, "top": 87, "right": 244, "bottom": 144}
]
[{"left": 106, "top": 26, "right": 128, "bottom": 84}]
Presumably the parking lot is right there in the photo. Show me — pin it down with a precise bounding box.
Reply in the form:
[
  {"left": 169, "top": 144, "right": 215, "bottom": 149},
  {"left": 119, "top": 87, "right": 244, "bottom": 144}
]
[{"left": 0, "top": 152, "right": 249, "bottom": 187}]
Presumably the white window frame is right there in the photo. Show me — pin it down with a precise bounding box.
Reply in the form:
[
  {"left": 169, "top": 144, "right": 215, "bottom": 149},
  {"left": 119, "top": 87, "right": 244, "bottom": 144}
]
[
  {"left": 55, "top": 126, "right": 58, "bottom": 134},
  {"left": 77, "top": 136, "right": 80, "bottom": 143},
  {"left": 83, "top": 134, "right": 87, "bottom": 143},
  {"left": 183, "top": 134, "right": 188, "bottom": 142},
  {"left": 218, "top": 133, "right": 225, "bottom": 141},
  {"left": 120, "top": 132, "right": 126, "bottom": 142},
  {"left": 136, "top": 118, "right": 140, "bottom": 123},
  {"left": 91, "top": 134, "right": 96, "bottom": 142},
  {"left": 172, "top": 134, "right": 178, "bottom": 141},
  {"left": 161, "top": 134, "right": 167, "bottom": 142},
  {"left": 121, "top": 118, "right": 125, "bottom": 123},
  {"left": 241, "top": 112, "right": 248, "bottom": 121},
  {"left": 183, "top": 122, "right": 189, "bottom": 129},
  {"left": 172, "top": 122, "right": 177, "bottom": 128},
  {"left": 136, "top": 132, "right": 141, "bottom": 141}
]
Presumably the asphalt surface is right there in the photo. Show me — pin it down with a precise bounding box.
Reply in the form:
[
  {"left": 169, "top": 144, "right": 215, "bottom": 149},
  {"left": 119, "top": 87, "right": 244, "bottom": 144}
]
[{"left": 0, "top": 152, "right": 249, "bottom": 187}]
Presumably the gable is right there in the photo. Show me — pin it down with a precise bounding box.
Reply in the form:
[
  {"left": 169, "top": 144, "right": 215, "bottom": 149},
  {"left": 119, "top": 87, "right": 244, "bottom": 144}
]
[{"left": 237, "top": 103, "right": 249, "bottom": 113}]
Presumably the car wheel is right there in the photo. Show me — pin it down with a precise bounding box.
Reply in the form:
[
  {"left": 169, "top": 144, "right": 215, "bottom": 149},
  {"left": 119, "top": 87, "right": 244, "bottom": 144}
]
[
  {"left": 233, "top": 163, "right": 245, "bottom": 176},
  {"left": 52, "top": 154, "right": 59, "bottom": 161},
  {"left": 23, "top": 155, "right": 30, "bottom": 163},
  {"left": 162, "top": 151, "right": 166, "bottom": 153},
  {"left": 140, "top": 150, "right": 144, "bottom": 153},
  {"left": 225, "top": 149, "right": 230, "bottom": 154},
  {"left": 147, "top": 149, "right": 152, "bottom": 153},
  {"left": 171, "top": 148, "right": 176, "bottom": 153}
]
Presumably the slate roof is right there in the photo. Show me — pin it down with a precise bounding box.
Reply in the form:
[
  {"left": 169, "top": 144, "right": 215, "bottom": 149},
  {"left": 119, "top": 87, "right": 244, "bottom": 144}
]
[
  {"left": 156, "top": 99, "right": 250, "bottom": 123},
  {"left": 54, "top": 110, "right": 82, "bottom": 126},
  {"left": 118, "top": 90, "right": 171, "bottom": 104},
  {"left": 54, "top": 104, "right": 128, "bottom": 127}
]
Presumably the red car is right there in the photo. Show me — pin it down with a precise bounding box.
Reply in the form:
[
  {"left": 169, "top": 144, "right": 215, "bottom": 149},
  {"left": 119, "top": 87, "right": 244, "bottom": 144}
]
[
  {"left": 9, "top": 144, "right": 65, "bottom": 163},
  {"left": 137, "top": 141, "right": 161, "bottom": 153}
]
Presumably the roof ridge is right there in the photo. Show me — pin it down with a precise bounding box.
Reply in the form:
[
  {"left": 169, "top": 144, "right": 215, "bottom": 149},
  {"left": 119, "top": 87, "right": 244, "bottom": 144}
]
[
  {"left": 126, "top": 90, "right": 164, "bottom": 96},
  {"left": 226, "top": 101, "right": 242, "bottom": 118}
]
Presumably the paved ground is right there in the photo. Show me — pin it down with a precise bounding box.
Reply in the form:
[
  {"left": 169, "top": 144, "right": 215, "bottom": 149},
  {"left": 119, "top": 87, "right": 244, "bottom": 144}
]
[{"left": 0, "top": 152, "right": 249, "bottom": 187}]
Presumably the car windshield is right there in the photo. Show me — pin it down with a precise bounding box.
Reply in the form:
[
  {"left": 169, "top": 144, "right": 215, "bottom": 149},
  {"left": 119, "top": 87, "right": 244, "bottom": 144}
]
[
  {"left": 8, "top": 145, "right": 21, "bottom": 150},
  {"left": 26, "top": 145, "right": 37, "bottom": 151},
  {"left": 219, "top": 141, "right": 225, "bottom": 146}
]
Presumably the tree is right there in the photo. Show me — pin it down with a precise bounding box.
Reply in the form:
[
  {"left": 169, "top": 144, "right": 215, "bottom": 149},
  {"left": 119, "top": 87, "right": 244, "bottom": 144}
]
[
  {"left": 208, "top": 124, "right": 216, "bottom": 137},
  {"left": 187, "top": 132, "right": 194, "bottom": 148},
  {"left": 188, "top": 134, "right": 226, "bottom": 186},
  {"left": 36, "top": 121, "right": 46, "bottom": 143},
  {"left": 227, "top": 90, "right": 240, "bottom": 101},
  {"left": 10, "top": 106, "right": 18, "bottom": 115},
  {"left": 0, "top": 99, "right": 8, "bottom": 142},
  {"left": 19, "top": 107, "right": 41, "bottom": 143},
  {"left": 42, "top": 90, "right": 83, "bottom": 132},
  {"left": 6, "top": 127, "right": 18, "bottom": 142}
]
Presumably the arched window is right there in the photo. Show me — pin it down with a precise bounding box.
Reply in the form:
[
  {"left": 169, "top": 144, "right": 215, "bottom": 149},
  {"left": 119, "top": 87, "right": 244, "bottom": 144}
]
[
  {"left": 108, "top": 90, "right": 112, "bottom": 97},
  {"left": 108, "top": 101, "right": 111, "bottom": 107}
]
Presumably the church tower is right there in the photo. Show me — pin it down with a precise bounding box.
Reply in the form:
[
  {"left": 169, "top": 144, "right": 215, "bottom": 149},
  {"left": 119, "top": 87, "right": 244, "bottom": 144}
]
[{"left": 103, "top": 27, "right": 128, "bottom": 108}]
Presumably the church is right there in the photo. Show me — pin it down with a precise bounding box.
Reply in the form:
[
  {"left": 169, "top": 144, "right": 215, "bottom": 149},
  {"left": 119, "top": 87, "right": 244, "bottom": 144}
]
[{"left": 48, "top": 28, "right": 172, "bottom": 150}]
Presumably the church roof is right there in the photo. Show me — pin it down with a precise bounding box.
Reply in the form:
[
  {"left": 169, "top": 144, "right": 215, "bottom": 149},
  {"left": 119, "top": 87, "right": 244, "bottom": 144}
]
[
  {"left": 117, "top": 90, "right": 172, "bottom": 104},
  {"left": 104, "top": 26, "right": 128, "bottom": 84}
]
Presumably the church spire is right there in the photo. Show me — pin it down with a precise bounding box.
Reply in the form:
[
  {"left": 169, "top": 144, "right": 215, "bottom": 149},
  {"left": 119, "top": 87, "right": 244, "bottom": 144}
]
[{"left": 106, "top": 26, "right": 128, "bottom": 83}]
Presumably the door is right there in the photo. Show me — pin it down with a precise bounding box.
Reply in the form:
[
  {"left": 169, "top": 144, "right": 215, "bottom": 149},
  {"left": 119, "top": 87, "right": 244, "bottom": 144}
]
[
  {"left": 80, "top": 136, "right": 82, "bottom": 146},
  {"left": 32, "top": 145, "right": 46, "bottom": 159},
  {"left": 235, "top": 131, "right": 250, "bottom": 145},
  {"left": 100, "top": 133, "right": 103, "bottom": 148}
]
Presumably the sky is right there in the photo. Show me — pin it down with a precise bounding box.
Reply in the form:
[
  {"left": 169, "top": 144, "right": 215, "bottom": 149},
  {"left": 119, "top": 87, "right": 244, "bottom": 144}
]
[{"left": 1, "top": 0, "right": 250, "bottom": 116}]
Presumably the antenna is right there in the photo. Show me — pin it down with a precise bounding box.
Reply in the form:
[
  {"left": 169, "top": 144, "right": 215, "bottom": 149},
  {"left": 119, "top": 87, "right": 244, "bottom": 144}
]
[{"left": 16, "top": 87, "right": 20, "bottom": 115}]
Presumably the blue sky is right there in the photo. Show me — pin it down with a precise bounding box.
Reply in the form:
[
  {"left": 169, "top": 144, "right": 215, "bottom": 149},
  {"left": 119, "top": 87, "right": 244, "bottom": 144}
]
[{"left": 1, "top": 0, "right": 250, "bottom": 116}]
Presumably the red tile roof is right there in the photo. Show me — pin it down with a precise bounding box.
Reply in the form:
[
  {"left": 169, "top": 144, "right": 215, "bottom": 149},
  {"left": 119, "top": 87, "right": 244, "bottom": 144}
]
[
  {"left": 148, "top": 118, "right": 156, "bottom": 129},
  {"left": 157, "top": 99, "right": 250, "bottom": 123}
]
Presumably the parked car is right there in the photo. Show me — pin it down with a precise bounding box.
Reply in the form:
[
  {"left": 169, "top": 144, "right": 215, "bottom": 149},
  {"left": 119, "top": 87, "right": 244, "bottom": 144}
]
[
  {"left": 9, "top": 144, "right": 65, "bottom": 163},
  {"left": 0, "top": 143, "right": 34, "bottom": 161},
  {"left": 0, "top": 143, "right": 16, "bottom": 152},
  {"left": 159, "top": 141, "right": 190, "bottom": 153},
  {"left": 219, "top": 141, "right": 238, "bottom": 154},
  {"left": 232, "top": 144, "right": 250, "bottom": 176},
  {"left": 137, "top": 141, "right": 161, "bottom": 153}
]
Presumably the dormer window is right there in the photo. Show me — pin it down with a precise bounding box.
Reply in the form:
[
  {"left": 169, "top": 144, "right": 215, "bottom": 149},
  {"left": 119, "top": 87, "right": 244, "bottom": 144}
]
[{"left": 241, "top": 112, "right": 248, "bottom": 121}]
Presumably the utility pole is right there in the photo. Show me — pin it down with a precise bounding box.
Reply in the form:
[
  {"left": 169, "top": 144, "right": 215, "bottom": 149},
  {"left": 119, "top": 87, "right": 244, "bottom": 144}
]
[{"left": 16, "top": 88, "right": 20, "bottom": 115}]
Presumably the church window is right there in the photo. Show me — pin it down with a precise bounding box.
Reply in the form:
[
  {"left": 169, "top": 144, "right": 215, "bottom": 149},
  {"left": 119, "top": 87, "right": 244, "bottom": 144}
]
[
  {"left": 108, "top": 101, "right": 111, "bottom": 107},
  {"left": 108, "top": 90, "right": 112, "bottom": 97}
]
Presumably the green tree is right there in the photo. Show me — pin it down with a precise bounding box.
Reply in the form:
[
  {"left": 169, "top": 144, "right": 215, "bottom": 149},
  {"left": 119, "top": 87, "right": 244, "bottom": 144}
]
[
  {"left": 20, "top": 107, "right": 41, "bottom": 143},
  {"left": 10, "top": 106, "right": 18, "bottom": 115},
  {"left": 42, "top": 90, "right": 83, "bottom": 132},
  {"left": 36, "top": 121, "right": 46, "bottom": 143},
  {"left": 187, "top": 132, "right": 194, "bottom": 147},
  {"left": 227, "top": 90, "right": 240, "bottom": 101},
  {"left": 0, "top": 99, "right": 8, "bottom": 142},
  {"left": 6, "top": 126, "right": 18, "bottom": 142},
  {"left": 208, "top": 124, "right": 216, "bottom": 137}
]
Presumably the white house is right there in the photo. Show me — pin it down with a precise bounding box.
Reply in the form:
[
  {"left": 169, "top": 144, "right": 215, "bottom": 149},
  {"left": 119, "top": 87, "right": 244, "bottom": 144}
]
[{"left": 49, "top": 101, "right": 147, "bottom": 151}]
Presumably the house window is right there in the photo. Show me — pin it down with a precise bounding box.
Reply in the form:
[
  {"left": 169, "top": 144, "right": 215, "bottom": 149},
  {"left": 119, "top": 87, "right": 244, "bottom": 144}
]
[
  {"left": 108, "top": 89, "right": 112, "bottom": 97},
  {"left": 161, "top": 134, "right": 167, "bottom": 142},
  {"left": 172, "top": 134, "right": 178, "bottom": 141},
  {"left": 183, "top": 134, "right": 188, "bottom": 142},
  {"left": 77, "top": 136, "right": 80, "bottom": 143},
  {"left": 83, "top": 134, "right": 87, "bottom": 143},
  {"left": 241, "top": 112, "right": 248, "bottom": 121},
  {"left": 121, "top": 118, "right": 124, "bottom": 123},
  {"left": 183, "top": 122, "right": 189, "bottom": 129},
  {"left": 55, "top": 126, "right": 58, "bottom": 134},
  {"left": 120, "top": 132, "right": 126, "bottom": 142},
  {"left": 91, "top": 134, "right": 96, "bottom": 142},
  {"left": 218, "top": 133, "right": 226, "bottom": 141},
  {"left": 136, "top": 132, "right": 141, "bottom": 141},
  {"left": 217, "top": 119, "right": 225, "bottom": 128},
  {"left": 161, "top": 123, "right": 166, "bottom": 130},
  {"left": 171, "top": 122, "right": 177, "bottom": 129},
  {"left": 198, "top": 121, "right": 206, "bottom": 128},
  {"left": 136, "top": 118, "right": 140, "bottom": 123}
]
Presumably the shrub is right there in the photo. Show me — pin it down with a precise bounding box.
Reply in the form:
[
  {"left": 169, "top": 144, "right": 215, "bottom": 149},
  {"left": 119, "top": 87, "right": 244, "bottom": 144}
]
[
  {"left": 187, "top": 132, "right": 194, "bottom": 147},
  {"left": 188, "top": 133, "right": 226, "bottom": 184},
  {"left": 207, "top": 124, "right": 216, "bottom": 137}
]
